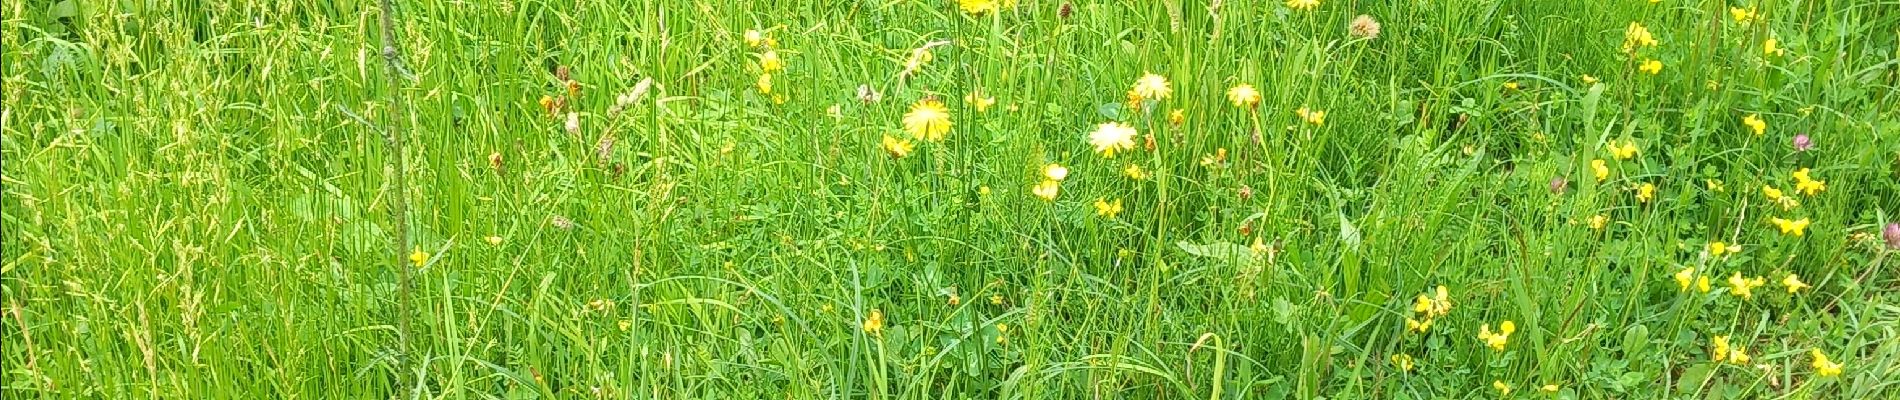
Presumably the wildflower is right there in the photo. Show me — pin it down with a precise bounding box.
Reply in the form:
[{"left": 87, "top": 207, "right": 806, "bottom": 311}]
[
  {"left": 756, "top": 73, "right": 774, "bottom": 94},
  {"left": 1094, "top": 198, "right": 1124, "bottom": 218},
  {"left": 1712, "top": 335, "right": 1732, "bottom": 362},
  {"left": 1706, "top": 179, "right": 1725, "bottom": 192},
  {"left": 903, "top": 99, "right": 952, "bottom": 141},
  {"left": 1168, "top": 109, "right": 1186, "bottom": 126},
  {"left": 1032, "top": 180, "right": 1060, "bottom": 201},
  {"left": 1743, "top": 114, "right": 1766, "bottom": 136},
  {"left": 1541, "top": 384, "right": 1560, "bottom": 393},
  {"left": 995, "top": 323, "right": 1008, "bottom": 344},
  {"left": 1390, "top": 354, "right": 1415, "bottom": 372},
  {"left": 1199, "top": 148, "right": 1228, "bottom": 167},
  {"left": 743, "top": 29, "right": 774, "bottom": 48},
  {"left": 1810, "top": 349, "right": 1843, "bottom": 377},
  {"left": 1588, "top": 214, "right": 1609, "bottom": 231},
  {"left": 1132, "top": 73, "right": 1172, "bottom": 101},
  {"left": 485, "top": 236, "right": 503, "bottom": 246},
  {"left": 1623, "top": 22, "right": 1659, "bottom": 52},
  {"left": 1582, "top": 74, "right": 1600, "bottom": 84},
  {"left": 1764, "top": 37, "right": 1784, "bottom": 57},
  {"left": 1728, "top": 272, "right": 1766, "bottom": 299},
  {"left": 1478, "top": 320, "right": 1515, "bottom": 351},
  {"left": 1792, "top": 133, "right": 1813, "bottom": 152},
  {"left": 862, "top": 309, "right": 885, "bottom": 336},
  {"left": 880, "top": 135, "right": 914, "bottom": 158},
  {"left": 990, "top": 294, "right": 1004, "bottom": 305},
  {"left": 901, "top": 47, "right": 933, "bottom": 76},
  {"left": 1730, "top": 7, "right": 1757, "bottom": 24},
  {"left": 1639, "top": 59, "right": 1663, "bottom": 75},
  {"left": 978, "top": 186, "right": 991, "bottom": 196},
  {"left": 1285, "top": 0, "right": 1319, "bottom": 11},
  {"left": 1886, "top": 223, "right": 1900, "bottom": 249},
  {"left": 1675, "top": 267, "right": 1698, "bottom": 291},
  {"left": 758, "top": 50, "right": 784, "bottom": 73},
  {"left": 565, "top": 112, "right": 581, "bottom": 135},
  {"left": 965, "top": 92, "right": 996, "bottom": 113},
  {"left": 1349, "top": 15, "right": 1381, "bottom": 39},
  {"left": 1592, "top": 159, "right": 1610, "bottom": 182},
  {"left": 1043, "top": 163, "right": 1069, "bottom": 181},
  {"left": 1124, "top": 89, "right": 1144, "bottom": 110},
  {"left": 1792, "top": 168, "right": 1827, "bottom": 196},
  {"left": 857, "top": 84, "right": 883, "bottom": 103},
  {"left": 1697, "top": 275, "right": 1712, "bottom": 293},
  {"left": 1418, "top": 285, "right": 1452, "bottom": 317},
  {"left": 1782, "top": 273, "right": 1810, "bottom": 293},
  {"left": 957, "top": 0, "right": 1003, "bottom": 15},
  {"left": 1503, "top": 81, "right": 1520, "bottom": 91},
  {"left": 1294, "top": 106, "right": 1326, "bottom": 126},
  {"left": 1636, "top": 182, "right": 1656, "bottom": 203},
  {"left": 1123, "top": 163, "right": 1147, "bottom": 180},
  {"left": 410, "top": 247, "right": 428, "bottom": 268},
  {"left": 1606, "top": 140, "right": 1639, "bottom": 160},
  {"left": 1771, "top": 217, "right": 1811, "bottom": 237},
  {"left": 565, "top": 79, "right": 581, "bottom": 97},
  {"left": 1729, "top": 344, "right": 1752, "bottom": 365},
  {"left": 1406, "top": 317, "right": 1433, "bottom": 333},
  {"left": 1227, "top": 84, "right": 1261, "bottom": 108},
  {"left": 1493, "top": 381, "right": 1512, "bottom": 396},
  {"left": 1088, "top": 122, "right": 1139, "bottom": 158},
  {"left": 1763, "top": 186, "right": 1799, "bottom": 210},
  {"left": 618, "top": 319, "right": 632, "bottom": 331}
]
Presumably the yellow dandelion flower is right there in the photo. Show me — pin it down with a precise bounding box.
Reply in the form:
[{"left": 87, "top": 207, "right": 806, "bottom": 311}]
[
  {"left": 1743, "top": 114, "right": 1766, "bottom": 136},
  {"left": 1093, "top": 198, "right": 1124, "bottom": 218},
  {"left": 1811, "top": 349, "right": 1843, "bottom": 377},
  {"left": 1032, "top": 179, "right": 1060, "bottom": 201},
  {"left": 903, "top": 99, "right": 952, "bottom": 141},
  {"left": 1286, "top": 0, "right": 1320, "bottom": 11},
  {"left": 1227, "top": 84, "right": 1261, "bottom": 108},
  {"left": 410, "top": 247, "right": 428, "bottom": 268},
  {"left": 1782, "top": 273, "right": 1810, "bottom": 293},
  {"left": 1043, "top": 163, "right": 1069, "bottom": 181},
  {"left": 1592, "top": 159, "right": 1611, "bottom": 182},
  {"left": 1771, "top": 217, "right": 1811, "bottom": 237},
  {"left": 1088, "top": 122, "right": 1139, "bottom": 158},
  {"left": 881, "top": 135, "right": 915, "bottom": 159},
  {"left": 1132, "top": 73, "right": 1172, "bottom": 101},
  {"left": 965, "top": 92, "right": 996, "bottom": 113},
  {"left": 1639, "top": 59, "right": 1663, "bottom": 75}
]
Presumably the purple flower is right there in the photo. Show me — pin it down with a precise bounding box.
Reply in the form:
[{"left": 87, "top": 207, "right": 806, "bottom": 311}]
[
  {"left": 1885, "top": 223, "right": 1900, "bottom": 249},
  {"left": 1793, "top": 133, "right": 1813, "bottom": 152}
]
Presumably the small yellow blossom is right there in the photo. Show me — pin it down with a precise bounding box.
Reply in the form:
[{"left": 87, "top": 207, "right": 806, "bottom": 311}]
[
  {"left": 1592, "top": 159, "right": 1610, "bottom": 182},
  {"left": 1390, "top": 354, "right": 1415, "bottom": 372},
  {"left": 410, "top": 247, "right": 428, "bottom": 268},
  {"left": 990, "top": 294, "right": 1004, "bottom": 305},
  {"left": 1793, "top": 168, "right": 1827, "bottom": 196},
  {"left": 1729, "top": 344, "right": 1752, "bottom": 365},
  {"left": 901, "top": 47, "right": 933, "bottom": 76},
  {"left": 1697, "top": 275, "right": 1712, "bottom": 293},
  {"left": 1639, "top": 59, "right": 1663, "bottom": 75},
  {"left": 965, "top": 91, "right": 996, "bottom": 113},
  {"left": 756, "top": 73, "right": 774, "bottom": 94},
  {"left": 1406, "top": 317, "right": 1433, "bottom": 333},
  {"left": 1294, "top": 106, "right": 1326, "bottom": 126},
  {"left": 1713, "top": 335, "right": 1732, "bottom": 362},
  {"left": 1675, "top": 267, "right": 1698, "bottom": 291},
  {"left": 1589, "top": 214, "right": 1609, "bottom": 231},
  {"left": 1132, "top": 73, "right": 1172, "bottom": 100},
  {"left": 1286, "top": 0, "right": 1320, "bottom": 11},
  {"left": 1743, "top": 114, "right": 1766, "bottom": 136},
  {"left": 1636, "top": 182, "right": 1656, "bottom": 203},
  {"left": 957, "top": 0, "right": 1004, "bottom": 15},
  {"left": 1088, "top": 122, "right": 1139, "bottom": 158},
  {"left": 1582, "top": 74, "right": 1600, "bottom": 84},
  {"left": 1123, "top": 164, "right": 1147, "bottom": 180},
  {"left": 1782, "top": 273, "right": 1810, "bottom": 293},
  {"left": 1771, "top": 217, "right": 1811, "bottom": 236},
  {"left": 1728, "top": 272, "right": 1766, "bottom": 299},
  {"left": 1093, "top": 198, "right": 1124, "bottom": 218},
  {"left": 1227, "top": 84, "right": 1261, "bottom": 108},
  {"left": 1493, "top": 381, "right": 1512, "bottom": 396},
  {"left": 1032, "top": 180, "right": 1060, "bottom": 201},
  {"left": 1478, "top": 320, "right": 1515, "bottom": 351},
  {"left": 1811, "top": 349, "right": 1844, "bottom": 377},
  {"left": 1503, "top": 81, "right": 1520, "bottom": 91},
  {"left": 1541, "top": 384, "right": 1560, "bottom": 393},
  {"left": 1623, "top": 22, "right": 1659, "bottom": 52},
  {"left": 903, "top": 99, "right": 953, "bottom": 141},
  {"left": 881, "top": 135, "right": 915, "bottom": 159},
  {"left": 1043, "top": 163, "right": 1069, "bottom": 181},
  {"left": 1168, "top": 109, "right": 1186, "bottom": 125},
  {"left": 1606, "top": 140, "right": 1639, "bottom": 160},
  {"left": 862, "top": 309, "right": 885, "bottom": 336},
  {"left": 1706, "top": 179, "right": 1725, "bottom": 192},
  {"left": 1730, "top": 7, "right": 1758, "bottom": 24},
  {"left": 1764, "top": 37, "right": 1785, "bottom": 57},
  {"left": 485, "top": 236, "right": 503, "bottom": 246},
  {"left": 758, "top": 50, "right": 784, "bottom": 73},
  {"left": 1709, "top": 241, "right": 1732, "bottom": 257},
  {"left": 743, "top": 29, "right": 774, "bottom": 48}
]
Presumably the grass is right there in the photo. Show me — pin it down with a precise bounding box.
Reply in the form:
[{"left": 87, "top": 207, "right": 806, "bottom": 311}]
[{"left": 4, "top": 0, "right": 1899, "bottom": 398}]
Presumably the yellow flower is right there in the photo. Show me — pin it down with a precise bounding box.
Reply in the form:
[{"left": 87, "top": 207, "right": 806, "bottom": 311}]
[
  {"left": 1582, "top": 74, "right": 1600, "bottom": 84},
  {"left": 1697, "top": 275, "right": 1712, "bottom": 293},
  {"left": 1729, "top": 345, "right": 1752, "bottom": 365},
  {"left": 1124, "top": 89, "right": 1144, "bottom": 110},
  {"left": 1706, "top": 179, "right": 1725, "bottom": 192},
  {"left": 1588, "top": 214, "right": 1609, "bottom": 231},
  {"left": 1423, "top": 285, "right": 1451, "bottom": 317},
  {"left": 410, "top": 247, "right": 428, "bottom": 268},
  {"left": 1636, "top": 182, "right": 1656, "bottom": 203},
  {"left": 1132, "top": 73, "right": 1171, "bottom": 101},
  {"left": 1639, "top": 59, "right": 1663, "bottom": 75},
  {"left": 957, "top": 0, "right": 1003, "bottom": 15},
  {"left": 880, "top": 135, "right": 914, "bottom": 159},
  {"left": 965, "top": 92, "right": 996, "bottom": 113},
  {"left": 1390, "top": 354, "right": 1415, "bottom": 372},
  {"left": 1811, "top": 349, "right": 1843, "bottom": 377},
  {"left": 1728, "top": 272, "right": 1766, "bottom": 299},
  {"left": 1623, "top": 22, "right": 1659, "bottom": 52},
  {"left": 1675, "top": 267, "right": 1698, "bottom": 291},
  {"left": 618, "top": 319, "right": 632, "bottom": 331},
  {"left": 1764, "top": 37, "right": 1784, "bottom": 57},
  {"left": 1782, "top": 273, "right": 1811, "bottom": 293},
  {"left": 758, "top": 50, "right": 784, "bottom": 73},
  {"left": 1730, "top": 7, "right": 1758, "bottom": 24},
  {"left": 1123, "top": 163, "right": 1147, "bottom": 180},
  {"left": 1592, "top": 159, "right": 1610, "bottom": 182},
  {"left": 1503, "top": 81, "right": 1520, "bottom": 91},
  {"left": 1032, "top": 179, "right": 1060, "bottom": 201},
  {"left": 862, "top": 308, "right": 885, "bottom": 336},
  {"left": 901, "top": 47, "right": 933, "bottom": 76},
  {"left": 1227, "top": 84, "right": 1261, "bottom": 108},
  {"left": 1793, "top": 168, "right": 1827, "bottom": 196},
  {"left": 1043, "top": 163, "right": 1069, "bottom": 181},
  {"left": 1286, "top": 0, "right": 1319, "bottom": 11},
  {"left": 1541, "top": 384, "right": 1560, "bottom": 393},
  {"left": 1406, "top": 317, "right": 1433, "bottom": 333},
  {"left": 903, "top": 99, "right": 952, "bottom": 141},
  {"left": 1712, "top": 335, "right": 1732, "bottom": 362},
  {"left": 1088, "top": 122, "right": 1139, "bottom": 158},
  {"left": 1093, "top": 198, "right": 1124, "bottom": 218},
  {"left": 743, "top": 29, "right": 774, "bottom": 48},
  {"left": 1763, "top": 185, "right": 1785, "bottom": 200},
  {"left": 756, "top": 73, "right": 773, "bottom": 95},
  {"left": 485, "top": 236, "right": 503, "bottom": 246},
  {"left": 1294, "top": 106, "right": 1326, "bottom": 126},
  {"left": 1478, "top": 320, "right": 1515, "bottom": 351},
  {"left": 1771, "top": 217, "right": 1811, "bottom": 237},
  {"left": 1606, "top": 140, "right": 1639, "bottom": 160},
  {"left": 978, "top": 186, "right": 991, "bottom": 196},
  {"left": 1708, "top": 241, "right": 1732, "bottom": 257},
  {"left": 1493, "top": 381, "right": 1512, "bottom": 396},
  {"left": 1743, "top": 114, "right": 1766, "bottom": 136}
]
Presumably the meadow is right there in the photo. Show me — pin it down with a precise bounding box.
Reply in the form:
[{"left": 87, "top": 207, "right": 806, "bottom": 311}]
[{"left": 3, "top": 0, "right": 1900, "bottom": 398}]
